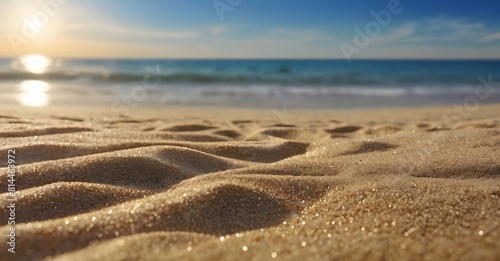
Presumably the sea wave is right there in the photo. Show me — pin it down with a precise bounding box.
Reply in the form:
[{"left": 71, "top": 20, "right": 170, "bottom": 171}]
[{"left": 0, "top": 71, "right": 488, "bottom": 87}]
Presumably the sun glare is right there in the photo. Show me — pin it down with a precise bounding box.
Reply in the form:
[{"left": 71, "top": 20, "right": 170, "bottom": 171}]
[
  {"left": 18, "top": 80, "right": 51, "bottom": 93},
  {"left": 12, "top": 54, "right": 53, "bottom": 106},
  {"left": 19, "top": 54, "right": 52, "bottom": 74},
  {"left": 16, "top": 80, "right": 51, "bottom": 107}
]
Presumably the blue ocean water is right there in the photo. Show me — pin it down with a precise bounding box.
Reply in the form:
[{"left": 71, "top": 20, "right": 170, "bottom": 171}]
[{"left": 1, "top": 57, "right": 499, "bottom": 108}]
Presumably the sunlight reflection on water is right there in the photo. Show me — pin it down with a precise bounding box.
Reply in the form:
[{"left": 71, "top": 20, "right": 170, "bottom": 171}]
[
  {"left": 12, "top": 54, "right": 53, "bottom": 106},
  {"left": 16, "top": 80, "right": 51, "bottom": 107}
]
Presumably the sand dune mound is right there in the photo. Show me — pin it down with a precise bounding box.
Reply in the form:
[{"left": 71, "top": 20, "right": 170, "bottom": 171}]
[{"left": 0, "top": 105, "right": 498, "bottom": 260}]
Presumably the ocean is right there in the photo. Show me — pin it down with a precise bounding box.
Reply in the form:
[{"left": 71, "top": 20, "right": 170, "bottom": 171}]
[{"left": 1, "top": 57, "right": 499, "bottom": 109}]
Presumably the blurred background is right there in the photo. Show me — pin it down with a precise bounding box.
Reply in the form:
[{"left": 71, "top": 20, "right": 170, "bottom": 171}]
[{"left": 1, "top": 0, "right": 499, "bottom": 108}]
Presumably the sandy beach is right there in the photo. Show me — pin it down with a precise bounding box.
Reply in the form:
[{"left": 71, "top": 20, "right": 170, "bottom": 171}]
[{"left": 0, "top": 104, "right": 499, "bottom": 260}]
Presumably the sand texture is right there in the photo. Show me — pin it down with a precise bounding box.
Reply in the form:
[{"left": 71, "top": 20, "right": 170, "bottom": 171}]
[{"left": 0, "top": 105, "right": 499, "bottom": 260}]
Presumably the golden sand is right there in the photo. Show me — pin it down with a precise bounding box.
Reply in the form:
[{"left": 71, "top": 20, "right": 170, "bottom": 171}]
[{"left": 0, "top": 104, "right": 499, "bottom": 260}]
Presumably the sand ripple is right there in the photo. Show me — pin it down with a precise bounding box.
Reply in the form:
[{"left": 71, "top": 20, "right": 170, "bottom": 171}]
[{"left": 0, "top": 106, "right": 499, "bottom": 260}]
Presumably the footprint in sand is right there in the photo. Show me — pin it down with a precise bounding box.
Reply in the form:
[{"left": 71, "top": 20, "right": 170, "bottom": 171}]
[
  {"left": 325, "top": 125, "right": 363, "bottom": 134},
  {"left": 161, "top": 124, "right": 217, "bottom": 132}
]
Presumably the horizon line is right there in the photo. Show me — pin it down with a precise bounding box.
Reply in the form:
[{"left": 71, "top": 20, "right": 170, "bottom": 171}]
[{"left": 2, "top": 56, "right": 500, "bottom": 61}]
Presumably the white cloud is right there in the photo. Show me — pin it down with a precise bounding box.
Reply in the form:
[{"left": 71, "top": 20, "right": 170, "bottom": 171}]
[
  {"left": 420, "top": 18, "right": 485, "bottom": 32},
  {"left": 481, "top": 32, "right": 500, "bottom": 43},
  {"left": 271, "top": 28, "right": 335, "bottom": 43},
  {"left": 61, "top": 23, "right": 236, "bottom": 44},
  {"left": 60, "top": 23, "right": 202, "bottom": 42},
  {"left": 372, "top": 18, "right": 500, "bottom": 45},
  {"left": 208, "top": 25, "right": 228, "bottom": 36}
]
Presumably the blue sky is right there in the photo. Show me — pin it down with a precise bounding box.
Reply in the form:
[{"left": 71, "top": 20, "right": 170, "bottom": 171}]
[{"left": 1, "top": 0, "right": 500, "bottom": 58}]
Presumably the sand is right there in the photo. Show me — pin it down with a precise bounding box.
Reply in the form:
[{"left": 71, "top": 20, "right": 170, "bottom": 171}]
[{"left": 0, "top": 104, "right": 499, "bottom": 261}]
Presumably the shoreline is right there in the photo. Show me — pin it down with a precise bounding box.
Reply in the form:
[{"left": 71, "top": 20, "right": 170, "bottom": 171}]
[{"left": 1, "top": 103, "right": 499, "bottom": 121}]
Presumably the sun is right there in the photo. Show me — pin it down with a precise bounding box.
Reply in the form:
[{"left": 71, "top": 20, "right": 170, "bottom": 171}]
[{"left": 2, "top": 0, "right": 68, "bottom": 56}]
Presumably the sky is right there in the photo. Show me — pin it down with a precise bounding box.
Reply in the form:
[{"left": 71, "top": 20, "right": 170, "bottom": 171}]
[{"left": 1, "top": 0, "right": 500, "bottom": 59}]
